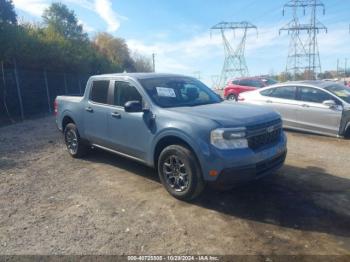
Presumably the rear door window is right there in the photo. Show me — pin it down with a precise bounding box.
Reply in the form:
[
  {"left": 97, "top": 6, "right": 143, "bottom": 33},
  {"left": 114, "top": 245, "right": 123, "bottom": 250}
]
[{"left": 90, "top": 80, "right": 110, "bottom": 104}]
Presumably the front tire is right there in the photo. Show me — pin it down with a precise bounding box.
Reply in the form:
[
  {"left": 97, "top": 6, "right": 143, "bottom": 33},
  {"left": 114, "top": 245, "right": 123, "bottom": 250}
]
[
  {"left": 158, "top": 145, "right": 205, "bottom": 201},
  {"left": 64, "top": 123, "right": 88, "bottom": 158}
]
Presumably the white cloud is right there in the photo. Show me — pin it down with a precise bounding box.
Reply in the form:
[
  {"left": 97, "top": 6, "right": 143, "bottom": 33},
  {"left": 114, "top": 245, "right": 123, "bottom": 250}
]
[
  {"left": 127, "top": 25, "right": 286, "bottom": 81},
  {"left": 94, "top": 0, "right": 124, "bottom": 32},
  {"left": 65, "top": 0, "right": 94, "bottom": 10},
  {"left": 13, "top": 0, "right": 126, "bottom": 33},
  {"left": 318, "top": 27, "right": 349, "bottom": 55},
  {"left": 12, "top": 0, "right": 49, "bottom": 17},
  {"left": 127, "top": 33, "right": 224, "bottom": 85}
]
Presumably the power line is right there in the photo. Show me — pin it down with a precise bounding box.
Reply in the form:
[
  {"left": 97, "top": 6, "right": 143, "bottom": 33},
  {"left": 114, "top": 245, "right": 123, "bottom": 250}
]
[
  {"left": 280, "top": 0, "right": 327, "bottom": 80},
  {"left": 210, "top": 21, "right": 257, "bottom": 88}
]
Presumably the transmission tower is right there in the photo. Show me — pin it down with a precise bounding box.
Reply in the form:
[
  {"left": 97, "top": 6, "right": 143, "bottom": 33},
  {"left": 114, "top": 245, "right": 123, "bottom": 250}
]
[
  {"left": 280, "top": 0, "right": 327, "bottom": 80},
  {"left": 211, "top": 21, "right": 257, "bottom": 88}
]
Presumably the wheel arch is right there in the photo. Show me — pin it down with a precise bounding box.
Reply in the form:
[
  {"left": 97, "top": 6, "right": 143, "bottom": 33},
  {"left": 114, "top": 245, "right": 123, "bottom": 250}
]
[
  {"left": 153, "top": 135, "right": 201, "bottom": 170},
  {"left": 62, "top": 115, "right": 76, "bottom": 131}
]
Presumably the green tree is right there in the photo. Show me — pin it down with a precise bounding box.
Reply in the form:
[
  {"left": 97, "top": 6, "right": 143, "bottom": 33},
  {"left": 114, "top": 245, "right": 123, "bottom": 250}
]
[
  {"left": 93, "top": 32, "right": 135, "bottom": 72},
  {"left": 0, "top": 0, "right": 17, "bottom": 24},
  {"left": 42, "top": 2, "right": 87, "bottom": 41},
  {"left": 132, "top": 53, "right": 153, "bottom": 72},
  {"left": 318, "top": 71, "right": 336, "bottom": 80},
  {"left": 0, "top": 1, "right": 149, "bottom": 75}
]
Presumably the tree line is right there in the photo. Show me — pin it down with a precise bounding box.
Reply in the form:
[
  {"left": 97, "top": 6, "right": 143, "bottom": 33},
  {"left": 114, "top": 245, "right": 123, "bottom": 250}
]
[{"left": 0, "top": 0, "right": 152, "bottom": 74}]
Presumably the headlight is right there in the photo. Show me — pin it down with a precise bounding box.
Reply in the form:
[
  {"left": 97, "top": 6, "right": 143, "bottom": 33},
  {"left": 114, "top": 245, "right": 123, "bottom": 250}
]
[{"left": 210, "top": 128, "right": 248, "bottom": 149}]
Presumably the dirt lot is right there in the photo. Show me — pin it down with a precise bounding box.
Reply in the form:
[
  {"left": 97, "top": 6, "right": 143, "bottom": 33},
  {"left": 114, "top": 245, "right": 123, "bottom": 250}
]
[{"left": 0, "top": 116, "right": 350, "bottom": 255}]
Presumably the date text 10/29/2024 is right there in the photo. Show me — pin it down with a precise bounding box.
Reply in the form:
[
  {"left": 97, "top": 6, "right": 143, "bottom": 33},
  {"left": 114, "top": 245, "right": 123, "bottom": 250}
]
[{"left": 127, "top": 256, "right": 219, "bottom": 261}]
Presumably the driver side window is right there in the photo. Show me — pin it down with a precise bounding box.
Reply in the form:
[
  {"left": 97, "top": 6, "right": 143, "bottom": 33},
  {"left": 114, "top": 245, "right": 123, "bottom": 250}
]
[
  {"left": 298, "top": 86, "right": 338, "bottom": 104},
  {"left": 114, "top": 81, "right": 142, "bottom": 107}
]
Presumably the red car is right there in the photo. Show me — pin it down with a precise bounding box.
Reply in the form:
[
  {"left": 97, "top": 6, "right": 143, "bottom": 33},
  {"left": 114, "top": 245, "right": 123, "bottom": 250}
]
[{"left": 224, "top": 77, "right": 277, "bottom": 100}]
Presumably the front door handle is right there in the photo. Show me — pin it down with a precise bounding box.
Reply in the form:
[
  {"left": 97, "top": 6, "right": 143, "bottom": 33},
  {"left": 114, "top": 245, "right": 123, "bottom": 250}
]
[
  {"left": 111, "top": 112, "right": 121, "bottom": 118},
  {"left": 301, "top": 104, "right": 309, "bottom": 108},
  {"left": 85, "top": 107, "right": 93, "bottom": 112},
  {"left": 266, "top": 100, "right": 273, "bottom": 103}
]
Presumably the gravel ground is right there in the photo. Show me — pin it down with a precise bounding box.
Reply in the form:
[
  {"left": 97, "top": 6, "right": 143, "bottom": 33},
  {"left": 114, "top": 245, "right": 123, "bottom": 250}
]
[{"left": 0, "top": 116, "right": 349, "bottom": 255}]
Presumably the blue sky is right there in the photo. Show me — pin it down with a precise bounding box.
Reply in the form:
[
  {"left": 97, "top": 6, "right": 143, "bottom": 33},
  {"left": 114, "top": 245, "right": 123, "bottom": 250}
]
[{"left": 13, "top": 0, "right": 350, "bottom": 85}]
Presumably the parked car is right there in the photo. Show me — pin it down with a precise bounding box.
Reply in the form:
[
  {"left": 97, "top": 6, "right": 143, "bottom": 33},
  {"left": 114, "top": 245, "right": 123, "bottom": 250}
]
[
  {"left": 224, "top": 77, "right": 278, "bottom": 100},
  {"left": 238, "top": 80, "right": 350, "bottom": 138},
  {"left": 55, "top": 73, "right": 287, "bottom": 200}
]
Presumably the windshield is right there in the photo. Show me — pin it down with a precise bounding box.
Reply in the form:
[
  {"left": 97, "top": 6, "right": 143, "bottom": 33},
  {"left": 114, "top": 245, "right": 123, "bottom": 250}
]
[
  {"left": 324, "top": 84, "right": 350, "bottom": 104},
  {"left": 139, "top": 77, "right": 222, "bottom": 108}
]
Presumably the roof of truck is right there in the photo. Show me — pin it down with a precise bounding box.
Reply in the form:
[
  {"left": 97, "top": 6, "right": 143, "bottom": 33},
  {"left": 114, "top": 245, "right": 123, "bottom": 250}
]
[{"left": 91, "top": 73, "right": 192, "bottom": 80}]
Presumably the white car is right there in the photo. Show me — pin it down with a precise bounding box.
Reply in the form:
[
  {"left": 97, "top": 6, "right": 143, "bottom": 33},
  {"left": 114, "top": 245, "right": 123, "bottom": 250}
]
[{"left": 238, "top": 80, "right": 350, "bottom": 138}]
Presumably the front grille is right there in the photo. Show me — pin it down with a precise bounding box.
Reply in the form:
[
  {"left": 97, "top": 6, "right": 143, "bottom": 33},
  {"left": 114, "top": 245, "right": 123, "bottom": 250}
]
[
  {"left": 247, "top": 127, "right": 281, "bottom": 150},
  {"left": 245, "top": 118, "right": 282, "bottom": 150},
  {"left": 246, "top": 118, "right": 282, "bottom": 133}
]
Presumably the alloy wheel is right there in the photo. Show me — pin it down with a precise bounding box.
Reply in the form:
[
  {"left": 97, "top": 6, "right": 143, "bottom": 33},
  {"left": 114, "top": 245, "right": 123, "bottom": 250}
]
[
  {"left": 65, "top": 129, "right": 78, "bottom": 155},
  {"left": 163, "top": 155, "right": 189, "bottom": 192}
]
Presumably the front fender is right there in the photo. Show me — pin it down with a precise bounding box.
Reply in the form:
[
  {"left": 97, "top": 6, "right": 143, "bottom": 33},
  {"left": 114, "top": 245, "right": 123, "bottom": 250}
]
[{"left": 150, "top": 128, "right": 210, "bottom": 168}]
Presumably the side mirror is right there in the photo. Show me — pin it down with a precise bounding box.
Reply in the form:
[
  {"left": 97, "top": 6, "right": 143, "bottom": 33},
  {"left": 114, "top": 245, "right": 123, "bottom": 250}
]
[
  {"left": 322, "top": 100, "right": 336, "bottom": 108},
  {"left": 124, "top": 101, "right": 142, "bottom": 112}
]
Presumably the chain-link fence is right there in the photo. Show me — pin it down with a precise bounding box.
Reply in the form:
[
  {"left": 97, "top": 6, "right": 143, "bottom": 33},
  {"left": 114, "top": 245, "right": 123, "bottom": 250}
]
[{"left": 0, "top": 63, "right": 90, "bottom": 125}]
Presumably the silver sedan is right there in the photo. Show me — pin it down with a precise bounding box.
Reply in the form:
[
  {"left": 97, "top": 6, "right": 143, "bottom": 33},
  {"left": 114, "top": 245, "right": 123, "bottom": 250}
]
[{"left": 238, "top": 80, "right": 350, "bottom": 138}]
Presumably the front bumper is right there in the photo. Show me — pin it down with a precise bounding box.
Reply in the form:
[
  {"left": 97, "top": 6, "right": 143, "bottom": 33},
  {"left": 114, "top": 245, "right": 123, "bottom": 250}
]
[
  {"left": 213, "top": 150, "right": 286, "bottom": 186},
  {"left": 199, "top": 132, "right": 287, "bottom": 183}
]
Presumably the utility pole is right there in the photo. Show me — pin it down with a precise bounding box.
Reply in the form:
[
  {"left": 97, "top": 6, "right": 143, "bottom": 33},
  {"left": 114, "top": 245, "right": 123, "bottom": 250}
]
[
  {"left": 337, "top": 58, "right": 339, "bottom": 79},
  {"left": 210, "top": 21, "right": 257, "bottom": 89},
  {"left": 345, "top": 58, "right": 348, "bottom": 77},
  {"left": 280, "top": 0, "right": 327, "bottom": 80},
  {"left": 152, "top": 53, "right": 156, "bottom": 72}
]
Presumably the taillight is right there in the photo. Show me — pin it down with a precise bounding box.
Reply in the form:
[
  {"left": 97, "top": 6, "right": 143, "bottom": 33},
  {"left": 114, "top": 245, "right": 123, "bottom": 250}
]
[{"left": 54, "top": 99, "right": 58, "bottom": 115}]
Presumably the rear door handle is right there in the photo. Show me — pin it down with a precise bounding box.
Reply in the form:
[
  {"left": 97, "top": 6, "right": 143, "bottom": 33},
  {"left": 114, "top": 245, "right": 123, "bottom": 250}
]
[
  {"left": 301, "top": 104, "right": 309, "bottom": 108},
  {"left": 111, "top": 112, "right": 121, "bottom": 118},
  {"left": 266, "top": 100, "right": 273, "bottom": 103},
  {"left": 85, "top": 107, "right": 93, "bottom": 112}
]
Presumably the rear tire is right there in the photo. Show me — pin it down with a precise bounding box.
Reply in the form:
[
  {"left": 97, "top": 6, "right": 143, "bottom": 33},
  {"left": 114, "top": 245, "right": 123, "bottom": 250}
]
[
  {"left": 158, "top": 145, "right": 205, "bottom": 201},
  {"left": 64, "top": 123, "right": 89, "bottom": 158},
  {"left": 227, "top": 94, "right": 237, "bottom": 101}
]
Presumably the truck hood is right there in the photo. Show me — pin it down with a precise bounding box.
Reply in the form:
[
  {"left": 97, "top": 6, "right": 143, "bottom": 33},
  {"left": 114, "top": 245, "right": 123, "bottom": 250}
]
[{"left": 166, "top": 101, "right": 280, "bottom": 127}]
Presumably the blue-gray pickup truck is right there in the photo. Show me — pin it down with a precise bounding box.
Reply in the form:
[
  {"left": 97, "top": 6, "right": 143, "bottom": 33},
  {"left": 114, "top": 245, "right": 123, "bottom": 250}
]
[{"left": 55, "top": 73, "right": 287, "bottom": 200}]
